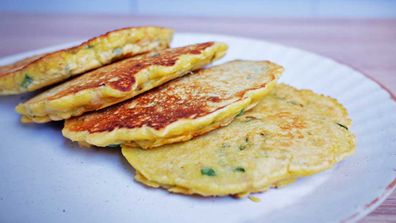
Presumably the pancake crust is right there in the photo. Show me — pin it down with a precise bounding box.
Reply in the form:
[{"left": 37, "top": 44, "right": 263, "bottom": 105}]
[
  {"left": 16, "top": 42, "right": 228, "bottom": 123},
  {"left": 121, "top": 84, "right": 355, "bottom": 197},
  {"left": 63, "top": 60, "right": 283, "bottom": 148},
  {"left": 0, "top": 27, "right": 173, "bottom": 95}
]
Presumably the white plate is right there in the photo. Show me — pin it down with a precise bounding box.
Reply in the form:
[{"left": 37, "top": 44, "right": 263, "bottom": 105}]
[{"left": 0, "top": 33, "right": 395, "bottom": 223}]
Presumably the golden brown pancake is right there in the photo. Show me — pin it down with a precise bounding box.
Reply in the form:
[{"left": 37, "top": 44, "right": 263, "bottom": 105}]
[
  {"left": 63, "top": 60, "right": 283, "bottom": 149},
  {"left": 16, "top": 42, "right": 228, "bottom": 123},
  {"left": 0, "top": 26, "right": 173, "bottom": 95},
  {"left": 122, "top": 84, "right": 355, "bottom": 197}
]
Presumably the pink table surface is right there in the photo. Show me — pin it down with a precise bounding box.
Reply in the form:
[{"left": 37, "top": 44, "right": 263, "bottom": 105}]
[{"left": 0, "top": 13, "right": 395, "bottom": 222}]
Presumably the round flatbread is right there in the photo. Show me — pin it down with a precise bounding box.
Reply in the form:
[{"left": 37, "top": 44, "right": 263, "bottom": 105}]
[
  {"left": 122, "top": 84, "right": 355, "bottom": 197},
  {"left": 63, "top": 60, "right": 283, "bottom": 149},
  {"left": 0, "top": 26, "right": 173, "bottom": 95}
]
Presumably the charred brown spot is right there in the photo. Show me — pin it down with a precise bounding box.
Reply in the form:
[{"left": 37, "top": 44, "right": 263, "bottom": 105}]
[
  {"left": 208, "top": 96, "right": 221, "bottom": 102},
  {"left": 108, "top": 77, "right": 135, "bottom": 92}
]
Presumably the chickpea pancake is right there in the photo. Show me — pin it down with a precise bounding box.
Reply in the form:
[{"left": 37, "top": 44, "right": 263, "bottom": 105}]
[
  {"left": 63, "top": 60, "right": 283, "bottom": 148},
  {"left": 0, "top": 27, "right": 173, "bottom": 95},
  {"left": 16, "top": 42, "right": 228, "bottom": 123},
  {"left": 122, "top": 84, "right": 355, "bottom": 197}
]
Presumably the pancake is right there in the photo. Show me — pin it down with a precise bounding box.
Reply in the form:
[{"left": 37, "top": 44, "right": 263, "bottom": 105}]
[
  {"left": 0, "top": 27, "right": 173, "bottom": 95},
  {"left": 121, "top": 84, "right": 355, "bottom": 197},
  {"left": 62, "top": 60, "right": 283, "bottom": 148},
  {"left": 16, "top": 42, "right": 228, "bottom": 123}
]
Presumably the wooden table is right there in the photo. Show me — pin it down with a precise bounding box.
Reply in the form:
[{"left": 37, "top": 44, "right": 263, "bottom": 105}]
[{"left": 0, "top": 13, "right": 395, "bottom": 222}]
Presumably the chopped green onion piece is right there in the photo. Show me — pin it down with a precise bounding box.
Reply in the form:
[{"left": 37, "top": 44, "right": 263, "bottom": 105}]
[
  {"left": 148, "top": 52, "right": 160, "bottom": 58},
  {"left": 287, "top": 101, "right": 303, "bottom": 107},
  {"left": 234, "top": 167, "right": 245, "bottom": 173},
  {"left": 239, "top": 144, "right": 247, "bottom": 151},
  {"left": 20, "top": 74, "right": 33, "bottom": 88},
  {"left": 236, "top": 109, "right": 245, "bottom": 117},
  {"left": 201, "top": 167, "right": 216, "bottom": 176},
  {"left": 113, "top": 47, "right": 123, "bottom": 55},
  {"left": 65, "top": 64, "right": 71, "bottom": 73},
  {"left": 336, "top": 123, "right": 349, "bottom": 130}
]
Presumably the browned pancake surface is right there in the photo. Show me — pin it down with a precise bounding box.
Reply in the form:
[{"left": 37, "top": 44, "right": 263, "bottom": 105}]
[
  {"left": 0, "top": 27, "right": 158, "bottom": 78},
  {"left": 65, "top": 60, "right": 282, "bottom": 133},
  {"left": 46, "top": 42, "right": 214, "bottom": 100}
]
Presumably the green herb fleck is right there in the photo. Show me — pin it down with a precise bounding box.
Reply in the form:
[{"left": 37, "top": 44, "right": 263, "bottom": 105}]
[
  {"left": 65, "top": 64, "right": 72, "bottom": 73},
  {"left": 336, "top": 123, "right": 349, "bottom": 130},
  {"left": 287, "top": 101, "right": 303, "bottom": 107},
  {"left": 86, "top": 44, "right": 94, "bottom": 49},
  {"left": 262, "top": 153, "right": 269, "bottom": 158},
  {"left": 236, "top": 109, "right": 245, "bottom": 117},
  {"left": 239, "top": 137, "right": 249, "bottom": 151},
  {"left": 148, "top": 52, "right": 160, "bottom": 58},
  {"left": 234, "top": 167, "right": 245, "bottom": 173},
  {"left": 201, "top": 167, "right": 216, "bottom": 176},
  {"left": 107, "top": 144, "right": 120, "bottom": 148},
  {"left": 113, "top": 47, "right": 123, "bottom": 55},
  {"left": 20, "top": 74, "right": 33, "bottom": 88}
]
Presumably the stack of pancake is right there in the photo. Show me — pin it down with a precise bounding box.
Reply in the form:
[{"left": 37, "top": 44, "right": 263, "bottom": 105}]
[{"left": 0, "top": 27, "right": 355, "bottom": 197}]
